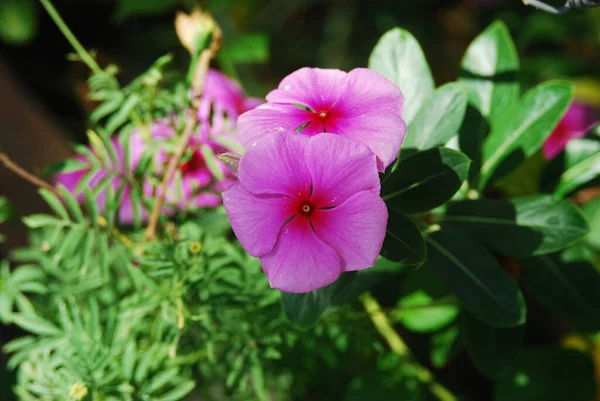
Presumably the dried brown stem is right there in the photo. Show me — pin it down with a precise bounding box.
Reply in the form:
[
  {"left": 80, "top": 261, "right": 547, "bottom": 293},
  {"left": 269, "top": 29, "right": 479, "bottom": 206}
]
[
  {"left": 144, "top": 28, "right": 221, "bottom": 240},
  {"left": 0, "top": 152, "right": 59, "bottom": 195}
]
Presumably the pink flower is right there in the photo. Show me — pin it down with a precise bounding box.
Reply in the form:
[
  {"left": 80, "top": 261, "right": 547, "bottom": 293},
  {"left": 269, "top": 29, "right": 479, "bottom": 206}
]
[
  {"left": 222, "top": 131, "right": 388, "bottom": 293},
  {"left": 238, "top": 68, "right": 406, "bottom": 171},
  {"left": 54, "top": 137, "right": 149, "bottom": 224},
  {"left": 198, "top": 69, "right": 263, "bottom": 132},
  {"left": 55, "top": 69, "right": 260, "bottom": 223},
  {"left": 543, "top": 101, "right": 598, "bottom": 160}
]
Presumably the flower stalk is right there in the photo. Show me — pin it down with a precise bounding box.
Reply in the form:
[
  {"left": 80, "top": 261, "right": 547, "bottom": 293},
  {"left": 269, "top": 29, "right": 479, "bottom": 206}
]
[{"left": 360, "top": 292, "right": 458, "bottom": 401}]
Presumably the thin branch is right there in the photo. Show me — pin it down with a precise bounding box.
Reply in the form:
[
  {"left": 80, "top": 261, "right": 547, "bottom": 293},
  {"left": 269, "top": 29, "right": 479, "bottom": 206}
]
[
  {"left": 361, "top": 292, "right": 458, "bottom": 401},
  {"left": 144, "top": 25, "right": 221, "bottom": 240},
  {"left": 0, "top": 152, "right": 59, "bottom": 195}
]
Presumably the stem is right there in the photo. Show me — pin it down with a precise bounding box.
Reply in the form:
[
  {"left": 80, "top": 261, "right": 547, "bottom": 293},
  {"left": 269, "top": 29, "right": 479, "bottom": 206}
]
[
  {"left": 360, "top": 292, "right": 457, "bottom": 401},
  {"left": 144, "top": 25, "right": 221, "bottom": 240},
  {"left": 0, "top": 152, "right": 59, "bottom": 195},
  {"left": 144, "top": 118, "right": 195, "bottom": 240},
  {"left": 38, "top": 0, "right": 103, "bottom": 74}
]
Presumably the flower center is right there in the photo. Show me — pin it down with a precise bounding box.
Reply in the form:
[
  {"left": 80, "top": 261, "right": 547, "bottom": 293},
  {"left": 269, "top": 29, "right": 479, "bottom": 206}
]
[
  {"left": 299, "top": 202, "right": 314, "bottom": 216},
  {"left": 180, "top": 150, "right": 204, "bottom": 174},
  {"left": 317, "top": 110, "right": 329, "bottom": 120}
]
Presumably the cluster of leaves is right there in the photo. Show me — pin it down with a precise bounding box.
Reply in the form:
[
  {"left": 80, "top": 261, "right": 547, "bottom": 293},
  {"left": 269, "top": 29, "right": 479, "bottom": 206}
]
[{"left": 281, "top": 20, "right": 600, "bottom": 400}]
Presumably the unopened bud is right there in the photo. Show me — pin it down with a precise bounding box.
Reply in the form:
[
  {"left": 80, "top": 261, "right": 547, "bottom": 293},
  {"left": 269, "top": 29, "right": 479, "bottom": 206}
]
[{"left": 175, "top": 10, "right": 216, "bottom": 54}]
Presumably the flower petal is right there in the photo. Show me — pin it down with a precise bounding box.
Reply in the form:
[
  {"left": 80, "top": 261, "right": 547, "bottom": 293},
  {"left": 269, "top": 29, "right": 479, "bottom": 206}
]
[
  {"left": 305, "top": 133, "right": 380, "bottom": 208},
  {"left": 261, "top": 216, "right": 342, "bottom": 292},
  {"left": 222, "top": 181, "right": 296, "bottom": 257},
  {"left": 311, "top": 191, "right": 387, "bottom": 271},
  {"left": 266, "top": 67, "right": 347, "bottom": 109},
  {"left": 331, "top": 68, "right": 406, "bottom": 170},
  {"left": 238, "top": 103, "right": 313, "bottom": 148},
  {"left": 238, "top": 131, "right": 312, "bottom": 198}
]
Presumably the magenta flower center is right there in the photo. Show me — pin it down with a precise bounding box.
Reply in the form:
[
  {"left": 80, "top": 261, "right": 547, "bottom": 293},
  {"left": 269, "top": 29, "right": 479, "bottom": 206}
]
[
  {"left": 180, "top": 150, "right": 204, "bottom": 174},
  {"left": 317, "top": 110, "right": 329, "bottom": 120}
]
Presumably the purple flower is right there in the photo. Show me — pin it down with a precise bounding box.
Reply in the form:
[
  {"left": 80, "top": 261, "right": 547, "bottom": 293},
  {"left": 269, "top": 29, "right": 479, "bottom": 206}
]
[
  {"left": 55, "top": 69, "right": 261, "bottom": 223},
  {"left": 543, "top": 101, "right": 598, "bottom": 160},
  {"left": 222, "top": 131, "right": 388, "bottom": 293},
  {"left": 238, "top": 68, "right": 406, "bottom": 171}
]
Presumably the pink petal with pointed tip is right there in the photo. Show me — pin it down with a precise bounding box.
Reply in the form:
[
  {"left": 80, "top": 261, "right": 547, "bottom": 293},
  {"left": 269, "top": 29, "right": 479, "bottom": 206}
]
[
  {"left": 222, "top": 181, "right": 296, "bottom": 257},
  {"left": 266, "top": 67, "right": 346, "bottom": 109},
  {"left": 238, "top": 103, "right": 314, "bottom": 148},
  {"left": 331, "top": 68, "right": 406, "bottom": 170},
  {"left": 238, "top": 131, "right": 312, "bottom": 198},
  {"left": 311, "top": 191, "right": 387, "bottom": 271},
  {"left": 306, "top": 133, "right": 380, "bottom": 208},
  {"left": 260, "top": 216, "right": 342, "bottom": 292}
]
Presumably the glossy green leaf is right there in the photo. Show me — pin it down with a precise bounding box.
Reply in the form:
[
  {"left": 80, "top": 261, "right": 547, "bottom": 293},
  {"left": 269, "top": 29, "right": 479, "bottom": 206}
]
[
  {"left": 426, "top": 228, "right": 526, "bottom": 327},
  {"left": 403, "top": 82, "right": 468, "bottom": 150},
  {"left": 394, "top": 291, "right": 458, "bottom": 333},
  {"left": 520, "top": 256, "right": 600, "bottom": 332},
  {"left": 552, "top": 140, "right": 600, "bottom": 197},
  {"left": 480, "top": 81, "right": 573, "bottom": 188},
  {"left": 582, "top": 196, "right": 600, "bottom": 250},
  {"left": 281, "top": 272, "right": 367, "bottom": 328},
  {"left": 495, "top": 348, "right": 596, "bottom": 401},
  {"left": 460, "top": 20, "right": 519, "bottom": 124},
  {"left": 369, "top": 28, "right": 434, "bottom": 124},
  {"left": 444, "top": 195, "right": 589, "bottom": 257},
  {"left": 464, "top": 313, "right": 524, "bottom": 380},
  {"left": 382, "top": 147, "right": 470, "bottom": 213},
  {"left": 381, "top": 207, "right": 426, "bottom": 265},
  {"left": 430, "top": 325, "right": 464, "bottom": 369}
]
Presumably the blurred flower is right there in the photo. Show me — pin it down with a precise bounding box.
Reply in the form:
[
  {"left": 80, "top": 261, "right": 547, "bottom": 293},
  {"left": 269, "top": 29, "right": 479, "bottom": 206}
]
[
  {"left": 543, "top": 101, "right": 598, "bottom": 159},
  {"left": 55, "top": 69, "right": 260, "bottom": 224},
  {"left": 223, "top": 132, "right": 387, "bottom": 293},
  {"left": 238, "top": 67, "right": 406, "bottom": 171},
  {"left": 54, "top": 136, "right": 149, "bottom": 225}
]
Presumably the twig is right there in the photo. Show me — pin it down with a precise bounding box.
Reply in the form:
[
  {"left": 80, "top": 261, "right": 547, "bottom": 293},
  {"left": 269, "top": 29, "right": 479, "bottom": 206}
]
[
  {"left": 360, "top": 292, "right": 457, "bottom": 401},
  {"left": 0, "top": 152, "right": 59, "bottom": 195},
  {"left": 144, "top": 25, "right": 221, "bottom": 240}
]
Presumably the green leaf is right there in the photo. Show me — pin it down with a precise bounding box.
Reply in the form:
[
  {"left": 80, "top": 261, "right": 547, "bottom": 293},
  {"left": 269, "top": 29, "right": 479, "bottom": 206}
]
[
  {"left": 368, "top": 28, "right": 434, "bottom": 124},
  {"left": 155, "top": 380, "right": 196, "bottom": 401},
  {"left": 219, "top": 33, "right": 270, "bottom": 64},
  {"left": 444, "top": 195, "right": 589, "bottom": 257},
  {"left": 0, "top": 0, "right": 38, "bottom": 45},
  {"left": 495, "top": 348, "right": 596, "bottom": 401},
  {"left": 382, "top": 147, "right": 470, "bottom": 213},
  {"left": 520, "top": 256, "right": 600, "bottom": 332},
  {"left": 281, "top": 272, "right": 367, "bottom": 328},
  {"left": 10, "top": 313, "right": 62, "bottom": 336},
  {"left": 394, "top": 291, "right": 458, "bottom": 333},
  {"left": 22, "top": 214, "right": 61, "bottom": 229},
  {"left": 404, "top": 83, "right": 468, "bottom": 150},
  {"left": 430, "top": 325, "right": 464, "bottom": 369},
  {"left": 381, "top": 207, "right": 426, "bottom": 265},
  {"left": 460, "top": 20, "right": 519, "bottom": 124},
  {"left": 582, "top": 196, "right": 600, "bottom": 250},
  {"left": 105, "top": 94, "right": 140, "bottom": 133},
  {"left": 426, "top": 228, "right": 526, "bottom": 327},
  {"left": 463, "top": 313, "right": 524, "bottom": 380},
  {"left": 552, "top": 141, "right": 600, "bottom": 197},
  {"left": 480, "top": 81, "right": 573, "bottom": 188},
  {"left": 38, "top": 188, "right": 69, "bottom": 220}
]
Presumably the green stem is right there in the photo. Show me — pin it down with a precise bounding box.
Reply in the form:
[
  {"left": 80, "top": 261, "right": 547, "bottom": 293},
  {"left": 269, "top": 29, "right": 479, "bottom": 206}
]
[
  {"left": 360, "top": 292, "right": 457, "bottom": 401},
  {"left": 38, "top": 0, "right": 103, "bottom": 74}
]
